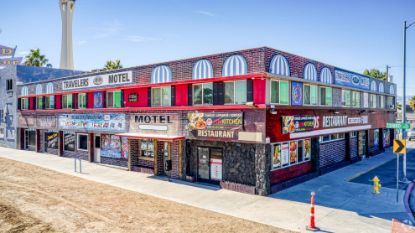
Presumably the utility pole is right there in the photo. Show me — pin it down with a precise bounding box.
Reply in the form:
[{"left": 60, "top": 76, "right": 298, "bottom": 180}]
[{"left": 385, "top": 65, "right": 390, "bottom": 81}]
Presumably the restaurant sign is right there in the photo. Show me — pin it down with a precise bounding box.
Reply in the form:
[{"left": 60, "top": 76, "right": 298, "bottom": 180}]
[
  {"left": 62, "top": 71, "right": 133, "bottom": 90},
  {"left": 282, "top": 116, "right": 319, "bottom": 134},
  {"left": 187, "top": 112, "right": 243, "bottom": 139},
  {"left": 334, "top": 69, "right": 370, "bottom": 90},
  {"left": 58, "top": 113, "right": 126, "bottom": 132}
]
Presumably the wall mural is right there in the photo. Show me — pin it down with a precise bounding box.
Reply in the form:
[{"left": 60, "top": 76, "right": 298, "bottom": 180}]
[
  {"left": 0, "top": 103, "right": 15, "bottom": 142},
  {"left": 291, "top": 81, "right": 303, "bottom": 106}
]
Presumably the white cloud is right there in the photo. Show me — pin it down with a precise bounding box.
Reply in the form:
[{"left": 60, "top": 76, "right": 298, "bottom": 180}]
[
  {"left": 92, "top": 19, "right": 124, "bottom": 39},
  {"left": 125, "top": 35, "right": 161, "bottom": 43},
  {"left": 195, "top": 10, "right": 215, "bottom": 17}
]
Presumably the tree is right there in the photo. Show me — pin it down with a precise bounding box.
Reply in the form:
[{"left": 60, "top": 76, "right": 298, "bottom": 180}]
[
  {"left": 397, "top": 102, "right": 402, "bottom": 111},
  {"left": 409, "top": 96, "right": 415, "bottom": 112},
  {"left": 363, "top": 68, "right": 386, "bottom": 80},
  {"left": 24, "top": 48, "right": 52, "bottom": 67},
  {"left": 104, "top": 59, "right": 123, "bottom": 70}
]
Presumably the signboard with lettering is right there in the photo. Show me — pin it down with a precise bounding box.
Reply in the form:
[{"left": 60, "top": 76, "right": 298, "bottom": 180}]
[
  {"left": 334, "top": 69, "right": 370, "bottom": 90},
  {"left": 58, "top": 114, "right": 126, "bottom": 132},
  {"left": 282, "top": 116, "right": 319, "bottom": 134},
  {"left": 187, "top": 112, "right": 243, "bottom": 139},
  {"left": 18, "top": 115, "right": 57, "bottom": 129},
  {"left": 46, "top": 132, "right": 59, "bottom": 150},
  {"left": 0, "top": 57, "right": 22, "bottom": 65},
  {"left": 0, "top": 45, "right": 14, "bottom": 56},
  {"left": 130, "top": 113, "right": 180, "bottom": 136},
  {"left": 62, "top": 71, "right": 133, "bottom": 90}
]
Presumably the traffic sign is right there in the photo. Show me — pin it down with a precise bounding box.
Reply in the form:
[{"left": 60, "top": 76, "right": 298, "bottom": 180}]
[
  {"left": 387, "top": 122, "right": 410, "bottom": 129},
  {"left": 393, "top": 139, "right": 406, "bottom": 154}
]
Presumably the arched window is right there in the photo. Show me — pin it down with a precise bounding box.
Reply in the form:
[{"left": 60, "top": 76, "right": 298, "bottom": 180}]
[
  {"left": 193, "top": 59, "right": 213, "bottom": 80},
  {"left": 222, "top": 55, "right": 248, "bottom": 76},
  {"left": 46, "top": 82, "right": 54, "bottom": 94},
  {"left": 370, "top": 80, "right": 377, "bottom": 92},
  {"left": 151, "top": 65, "right": 172, "bottom": 83},
  {"left": 320, "top": 67, "right": 332, "bottom": 84},
  {"left": 390, "top": 85, "right": 395, "bottom": 95},
  {"left": 21, "top": 86, "right": 28, "bottom": 96},
  {"left": 35, "top": 84, "right": 43, "bottom": 95},
  {"left": 269, "top": 54, "right": 290, "bottom": 76},
  {"left": 304, "top": 63, "right": 317, "bottom": 81},
  {"left": 378, "top": 82, "right": 384, "bottom": 93}
]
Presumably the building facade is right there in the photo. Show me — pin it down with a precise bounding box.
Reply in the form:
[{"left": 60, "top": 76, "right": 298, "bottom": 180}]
[
  {"left": 0, "top": 65, "right": 82, "bottom": 148},
  {"left": 16, "top": 47, "right": 397, "bottom": 195}
]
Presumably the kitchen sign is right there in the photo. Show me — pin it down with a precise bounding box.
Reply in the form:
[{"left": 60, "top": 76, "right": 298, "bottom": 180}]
[
  {"left": 282, "top": 116, "right": 319, "bottom": 134},
  {"left": 62, "top": 71, "right": 133, "bottom": 90},
  {"left": 187, "top": 112, "right": 243, "bottom": 139}
]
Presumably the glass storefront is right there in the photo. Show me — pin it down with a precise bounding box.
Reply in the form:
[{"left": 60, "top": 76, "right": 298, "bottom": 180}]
[{"left": 197, "top": 147, "right": 223, "bottom": 182}]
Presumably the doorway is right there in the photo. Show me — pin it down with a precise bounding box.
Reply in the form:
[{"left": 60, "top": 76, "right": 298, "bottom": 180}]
[
  {"left": 197, "top": 147, "right": 223, "bottom": 183},
  {"left": 358, "top": 131, "right": 367, "bottom": 159},
  {"left": 94, "top": 134, "right": 101, "bottom": 163},
  {"left": 163, "top": 142, "right": 170, "bottom": 175}
]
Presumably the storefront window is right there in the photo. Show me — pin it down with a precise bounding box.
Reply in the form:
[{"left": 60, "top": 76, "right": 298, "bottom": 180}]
[
  {"left": 151, "top": 86, "right": 171, "bottom": 106},
  {"left": 363, "top": 92, "right": 369, "bottom": 108},
  {"left": 78, "top": 93, "right": 87, "bottom": 109},
  {"left": 351, "top": 91, "right": 360, "bottom": 108},
  {"left": 303, "top": 84, "right": 318, "bottom": 105},
  {"left": 106, "top": 90, "right": 122, "bottom": 108},
  {"left": 386, "top": 96, "right": 395, "bottom": 109},
  {"left": 26, "top": 130, "right": 36, "bottom": 148},
  {"left": 224, "top": 80, "right": 247, "bottom": 104},
  {"left": 37, "top": 97, "right": 43, "bottom": 109},
  {"left": 319, "top": 86, "right": 332, "bottom": 106},
  {"left": 370, "top": 94, "right": 377, "bottom": 108},
  {"left": 140, "top": 139, "right": 154, "bottom": 158},
  {"left": 342, "top": 89, "right": 351, "bottom": 107},
  {"left": 62, "top": 94, "right": 73, "bottom": 109},
  {"left": 379, "top": 95, "right": 385, "bottom": 108},
  {"left": 64, "top": 132, "right": 75, "bottom": 151},
  {"left": 46, "top": 132, "right": 58, "bottom": 150},
  {"left": 21, "top": 98, "right": 29, "bottom": 110},
  {"left": 45, "top": 96, "right": 55, "bottom": 109},
  {"left": 270, "top": 80, "right": 289, "bottom": 105},
  {"left": 193, "top": 83, "right": 213, "bottom": 105},
  {"left": 77, "top": 134, "right": 88, "bottom": 151},
  {"left": 320, "top": 133, "right": 345, "bottom": 142},
  {"left": 272, "top": 138, "right": 311, "bottom": 170}
]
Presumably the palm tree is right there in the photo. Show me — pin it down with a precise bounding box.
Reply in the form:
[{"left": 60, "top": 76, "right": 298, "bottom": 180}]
[
  {"left": 104, "top": 59, "right": 123, "bottom": 70},
  {"left": 24, "top": 48, "right": 52, "bottom": 67}
]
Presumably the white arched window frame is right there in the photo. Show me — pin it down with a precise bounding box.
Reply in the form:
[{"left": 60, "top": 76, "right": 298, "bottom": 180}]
[
  {"left": 35, "top": 84, "right": 43, "bottom": 95},
  {"left": 370, "top": 81, "right": 377, "bottom": 92},
  {"left": 378, "top": 82, "right": 384, "bottom": 93},
  {"left": 390, "top": 85, "right": 395, "bottom": 95},
  {"left": 320, "top": 67, "right": 333, "bottom": 84},
  {"left": 192, "top": 59, "right": 214, "bottom": 80},
  {"left": 46, "top": 82, "right": 54, "bottom": 94},
  {"left": 222, "top": 55, "right": 248, "bottom": 77},
  {"left": 151, "top": 65, "right": 172, "bottom": 84},
  {"left": 269, "top": 54, "right": 290, "bottom": 76},
  {"left": 21, "top": 86, "right": 29, "bottom": 96},
  {"left": 304, "top": 63, "right": 317, "bottom": 81}
]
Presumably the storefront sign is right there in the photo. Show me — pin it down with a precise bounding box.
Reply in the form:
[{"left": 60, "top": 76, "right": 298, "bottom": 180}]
[
  {"left": 58, "top": 113, "right": 126, "bottom": 132},
  {"left": 18, "top": 115, "right": 56, "bottom": 129},
  {"left": 130, "top": 113, "right": 180, "bottom": 135},
  {"left": 46, "top": 132, "right": 59, "bottom": 149},
  {"left": 348, "top": 116, "right": 368, "bottom": 125},
  {"left": 334, "top": 69, "right": 370, "bottom": 90},
  {"left": 18, "top": 115, "right": 36, "bottom": 128},
  {"left": 282, "top": 116, "right": 319, "bottom": 134},
  {"left": 291, "top": 82, "right": 303, "bottom": 106},
  {"left": 187, "top": 112, "right": 243, "bottom": 139},
  {"left": 210, "top": 158, "right": 222, "bottom": 181},
  {"left": 62, "top": 71, "right": 133, "bottom": 90},
  {"left": 322, "top": 115, "right": 348, "bottom": 128}
]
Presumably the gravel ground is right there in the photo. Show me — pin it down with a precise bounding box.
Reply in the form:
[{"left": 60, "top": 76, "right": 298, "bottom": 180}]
[{"left": 0, "top": 157, "right": 289, "bottom": 233}]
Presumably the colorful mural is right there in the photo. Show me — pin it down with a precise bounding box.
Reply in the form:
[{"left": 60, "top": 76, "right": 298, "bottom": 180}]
[
  {"left": 101, "top": 134, "right": 128, "bottom": 159},
  {"left": 58, "top": 113, "right": 126, "bottom": 132},
  {"left": 291, "top": 82, "right": 303, "bottom": 106}
]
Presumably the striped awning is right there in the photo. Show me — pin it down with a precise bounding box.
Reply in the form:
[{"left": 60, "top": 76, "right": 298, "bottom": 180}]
[
  {"left": 222, "top": 55, "right": 248, "bottom": 76},
  {"left": 320, "top": 67, "right": 332, "bottom": 84},
  {"left": 151, "top": 65, "right": 172, "bottom": 83},
  {"left": 304, "top": 63, "right": 317, "bottom": 81},
  {"left": 193, "top": 59, "right": 213, "bottom": 80},
  {"left": 269, "top": 54, "right": 290, "bottom": 76}
]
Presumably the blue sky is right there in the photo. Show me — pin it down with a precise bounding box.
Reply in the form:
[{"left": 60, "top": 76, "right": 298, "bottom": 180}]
[{"left": 1, "top": 0, "right": 415, "bottom": 96}]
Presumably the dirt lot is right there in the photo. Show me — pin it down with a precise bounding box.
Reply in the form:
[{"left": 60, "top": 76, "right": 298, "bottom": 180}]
[{"left": 0, "top": 157, "right": 287, "bottom": 233}]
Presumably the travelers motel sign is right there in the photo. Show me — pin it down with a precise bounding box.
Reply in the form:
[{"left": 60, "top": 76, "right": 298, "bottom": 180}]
[{"left": 62, "top": 71, "right": 133, "bottom": 90}]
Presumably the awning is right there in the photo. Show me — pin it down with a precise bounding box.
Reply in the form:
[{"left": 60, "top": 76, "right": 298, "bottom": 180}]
[{"left": 115, "top": 133, "right": 185, "bottom": 141}]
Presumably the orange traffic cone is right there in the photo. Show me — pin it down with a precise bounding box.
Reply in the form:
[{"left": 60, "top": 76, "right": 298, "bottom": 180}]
[{"left": 306, "top": 192, "right": 319, "bottom": 231}]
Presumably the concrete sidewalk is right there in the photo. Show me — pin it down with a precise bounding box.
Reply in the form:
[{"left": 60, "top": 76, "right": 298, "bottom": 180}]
[{"left": 0, "top": 147, "right": 410, "bottom": 233}]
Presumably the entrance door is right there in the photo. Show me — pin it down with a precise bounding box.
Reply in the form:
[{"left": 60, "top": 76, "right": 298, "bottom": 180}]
[
  {"left": 197, "top": 147, "right": 223, "bottom": 182},
  {"left": 358, "top": 131, "right": 367, "bottom": 158},
  {"left": 163, "top": 142, "right": 170, "bottom": 175},
  {"left": 197, "top": 147, "right": 210, "bottom": 180},
  {"left": 94, "top": 134, "right": 101, "bottom": 163}
]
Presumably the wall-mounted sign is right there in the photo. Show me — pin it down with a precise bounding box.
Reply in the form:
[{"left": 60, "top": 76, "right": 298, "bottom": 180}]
[
  {"left": 46, "top": 132, "right": 59, "bottom": 150},
  {"left": 348, "top": 116, "right": 368, "bottom": 125},
  {"left": 282, "top": 116, "right": 319, "bottom": 134},
  {"left": 18, "top": 115, "right": 56, "bottom": 129},
  {"left": 130, "top": 113, "right": 180, "bottom": 135},
  {"left": 187, "top": 112, "right": 243, "bottom": 139},
  {"left": 322, "top": 115, "right": 348, "bottom": 128},
  {"left": 58, "top": 113, "right": 126, "bottom": 132},
  {"left": 62, "top": 71, "right": 133, "bottom": 90},
  {"left": 0, "top": 45, "right": 14, "bottom": 56},
  {"left": 334, "top": 69, "right": 370, "bottom": 90},
  {"left": 291, "top": 82, "right": 303, "bottom": 106},
  {"left": 0, "top": 57, "right": 22, "bottom": 65}
]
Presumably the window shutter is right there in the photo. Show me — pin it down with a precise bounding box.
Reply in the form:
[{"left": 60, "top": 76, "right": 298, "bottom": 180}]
[
  {"left": 188, "top": 85, "right": 192, "bottom": 106},
  {"left": 114, "top": 91, "right": 122, "bottom": 108},
  {"left": 171, "top": 86, "right": 176, "bottom": 106},
  {"left": 17, "top": 98, "right": 21, "bottom": 110},
  {"left": 121, "top": 90, "right": 124, "bottom": 107},
  {"left": 213, "top": 82, "right": 224, "bottom": 105},
  {"left": 102, "top": 91, "right": 106, "bottom": 108},
  {"left": 42, "top": 96, "right": 46, "bottom": 109},
  {"left": 247, "top": 79, "right": 253, "bottom": 102},
  {"left": 32, "top": 97, "right": 36, "bottom": 110},
  {"left": 73, "top": 94, "right": 78, "bottom": 109},
  {"left": 147, "top": 88, "right": 152, "bottom": 107}
]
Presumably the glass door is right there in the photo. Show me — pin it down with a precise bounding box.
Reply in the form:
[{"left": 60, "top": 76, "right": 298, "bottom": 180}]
[
  {"left": 358, "top": 131, "right": 366, "bottom": 158},
  {"left": 197, "top": 147, "right": 210, "bottom": 180}
]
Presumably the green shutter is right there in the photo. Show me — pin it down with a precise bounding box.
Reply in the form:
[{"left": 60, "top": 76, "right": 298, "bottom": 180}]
[
  {"left": 326, "top": 87, "right": 332, "bottom": 106},
  {"left": 114, "top": 91, "right": 122, "bottom": 108},
  {"left": 310, "top": 85, "right": 318, "bottom": 105},
  {"left": 279, "top": 81, "right": 289, "bottom": 105},
  {"left": 271, "top": 81, "right": 279, "bottom": 103}
]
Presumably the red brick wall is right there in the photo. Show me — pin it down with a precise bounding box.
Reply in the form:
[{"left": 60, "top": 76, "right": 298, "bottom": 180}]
[{"left": 270, "top": 161, "right": 313, "bottom": 184}]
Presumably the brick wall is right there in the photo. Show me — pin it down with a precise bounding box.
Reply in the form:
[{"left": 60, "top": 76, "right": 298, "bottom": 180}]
[
  {"left": 319, "top": 139, "right": 347, "bottom": 168},
  {"left": 101, "top": 157, "right": 128, "bottom": 167},
  {"left": 63, "top": 149, "right": 88, "bottom": 160}
]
